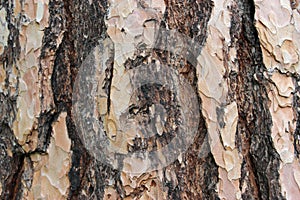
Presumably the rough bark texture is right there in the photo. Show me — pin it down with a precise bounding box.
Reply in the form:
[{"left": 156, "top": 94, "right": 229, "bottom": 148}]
[{"left": 0, "top": 0, "right": 299, "bottom": 199}]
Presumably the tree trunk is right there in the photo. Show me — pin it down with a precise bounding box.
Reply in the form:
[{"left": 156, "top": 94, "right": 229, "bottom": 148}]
[{"left": 0, "top": 0, "right": 299, "bottom": 199}]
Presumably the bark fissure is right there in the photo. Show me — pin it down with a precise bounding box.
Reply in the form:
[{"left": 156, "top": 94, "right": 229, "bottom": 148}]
[
  {"left": 294, "top": 74, "right": 300, "bottom": 157},
  {"left": 155, "top": 0, "right": 220, "bottom": 199},
  {"left": 0, "top": 0, "right": 24, "bottom": 199},
  {"left": 0, "top": 124, "right": 25, "bottom": 200},
  {"left": 231, "top": 0, "right": 285, "bottom": 199},
  {"left": 0, "top": 0, "right": 20, "bottom": 125},
  {"left": 44, "top": 0, "right": 123, "bottom": 198},
  {"left": 103, "top": 55, "right": 114, "bottom": 115},
  {"left": 36, "top": 109, "right": 58, "bottom": 152}
]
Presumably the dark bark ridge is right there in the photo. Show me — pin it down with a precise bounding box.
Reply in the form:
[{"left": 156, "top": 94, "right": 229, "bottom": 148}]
[
  {"left": 155, "top": 0, "right": 220, "bottom": 199},
  {"left": 0, "top": 0, "right": 24, "bottom": 199},
  {"left": 293, "top": 74, "right": 300, "bottom": 158},
  {"left": 44, "top": 0, "right": 123, "bottom": 199},
  {"left": 230, "top": 0, "right": 284, "bottom": 199}
]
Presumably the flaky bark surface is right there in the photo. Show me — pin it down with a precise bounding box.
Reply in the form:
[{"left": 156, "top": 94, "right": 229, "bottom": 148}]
[{"left": 0, "top": 0, "right": 299, "bottom": 199}]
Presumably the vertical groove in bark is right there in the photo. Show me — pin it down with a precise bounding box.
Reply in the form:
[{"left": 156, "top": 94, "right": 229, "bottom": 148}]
[
  {"left": 294, "top": 75, "right": 300, "bottom": 157},
  {"left": 0, "top": 124, "right": 25, "bottom": 200},
  {"left": 153, "top": 0, "right": 220, "bottom": 199},
  {"left": 36, "top": 0, "right": 65, "bottom": 153},
  {"left": 0, "top": 0, "right": 24, "bottom": 199},
  {"left": 103, "top": 55, "right": 114, "bottom": 115},
  {"left": 230, "top": 0, "right": 284, "bottom": 199},
  {"left": 0, "top": 0, "right": 20, "bottom": 125},
  {"left": 39, "top": 0, "right": 122, "bottom": 198},
  {"left": 36, "top": 109, "right": 58, "bottom": 152}
]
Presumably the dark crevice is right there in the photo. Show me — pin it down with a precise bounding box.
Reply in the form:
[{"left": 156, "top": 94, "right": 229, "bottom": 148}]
[
  {"left": 0, "top": 93, "right": 17, "bottom": 126},
  {"left": 293, "top": 74, "right": 300, "bottom": 157},
  {"left": 231, "top": 0, "right": 285, "bottom": 199},
  {"left": 0, "top": 123, "right": 25, "bottom": 200},
  {"left": 44, "top": 0, "right": 121, "bottom": 198},
  {"left": 8, "top": 153, "right": 25, "bottom": 200},
  {"left": 37, "top": 0, "right": 65, "bottom": 156},
  {"left": 103, "top": 56, "right": 114, "bottom": 114},
  {"left": 36, "top": 109, "right": 59, "bottom": 152},
  {"left": 0, "top": 0, "right": 26, "bottom": 199},
  {"left": 157, "top": 0, "right": 219, "bottom": 199},
  {"left": 0, "top": 0, "right": 21, "bottom": 126}
]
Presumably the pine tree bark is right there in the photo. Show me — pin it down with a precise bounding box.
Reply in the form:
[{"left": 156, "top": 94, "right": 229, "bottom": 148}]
[{"left": 0, "top": 0, "right": 299, "bottom": 199}]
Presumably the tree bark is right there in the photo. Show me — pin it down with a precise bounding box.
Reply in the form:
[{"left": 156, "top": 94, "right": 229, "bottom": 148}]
[{"left": 0, "top": 0, "right": 299, "bottom": 199}]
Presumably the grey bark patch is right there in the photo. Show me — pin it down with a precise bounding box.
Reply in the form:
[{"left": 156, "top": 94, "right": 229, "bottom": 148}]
[{"left": 216, "top": 106, "right": 226, "bottom": 128}]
